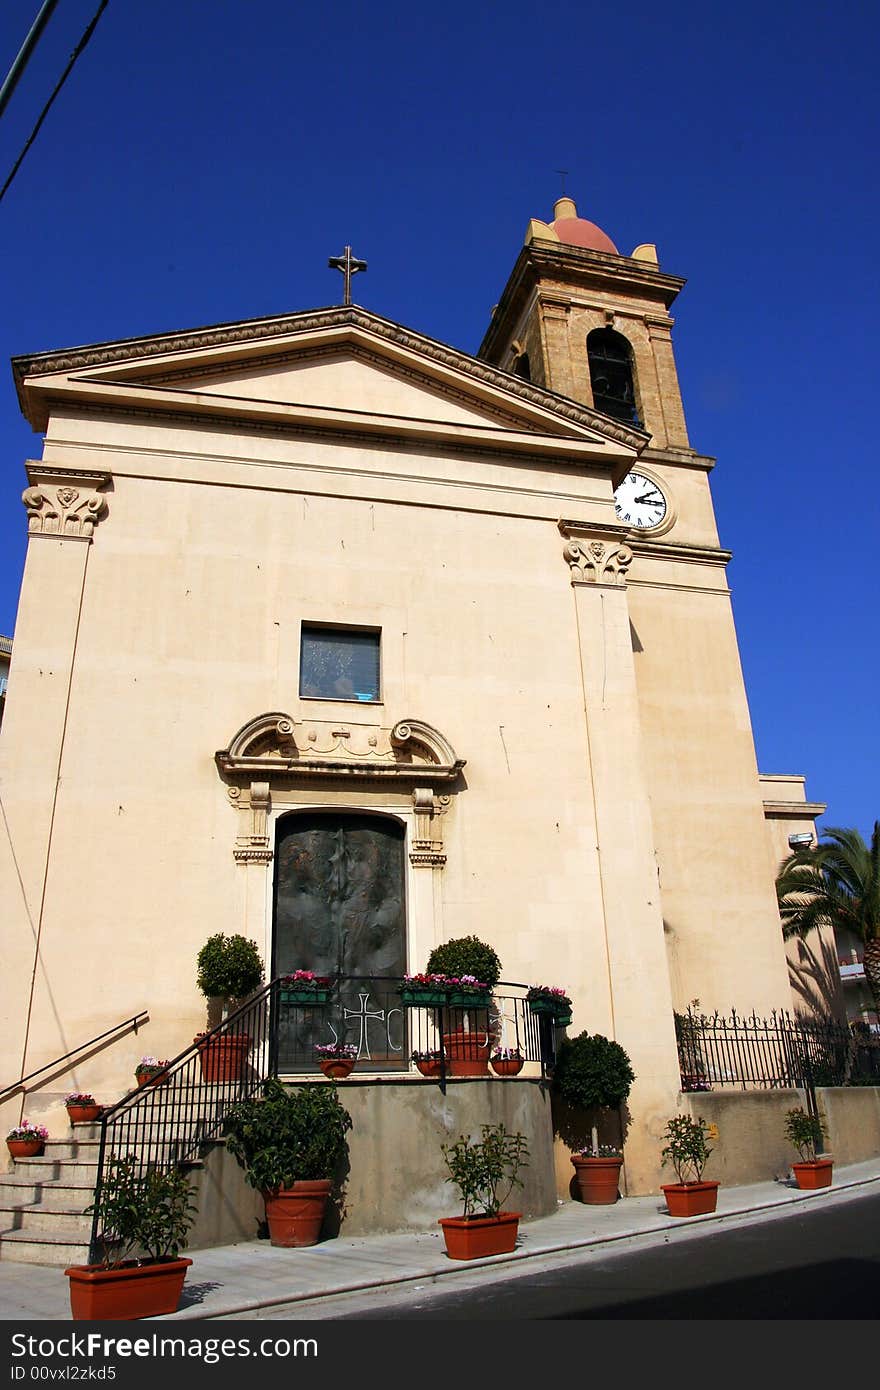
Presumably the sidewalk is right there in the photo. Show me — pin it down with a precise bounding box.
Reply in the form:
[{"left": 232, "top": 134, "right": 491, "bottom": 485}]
[{"left": 2, "top": 1158, "right": 879, "bottom": 1322}]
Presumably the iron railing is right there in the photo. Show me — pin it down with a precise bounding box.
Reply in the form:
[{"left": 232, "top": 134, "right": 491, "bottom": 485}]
[
  {"left": 675, "top": 1006, "right": 880, "bottom": 1093},
  {"left": 0, "top": 1010, "right": 149, "bottom": 1105},
  {"left": 88, "top": 977, "right": 555, "bottom": 1259}
]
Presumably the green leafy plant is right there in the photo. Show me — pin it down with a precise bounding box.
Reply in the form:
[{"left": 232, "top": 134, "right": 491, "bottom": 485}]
[
  {"left": 441, "top": 1123, "right": 529, "bottom": 1218},
  {"left": 660, "top": 1114, "right": 714, "bottom": 1184},
  {"left": 552, "top": 1032, "right": 635, "bottom": 1111},
  {"left": 86, "top": 1154, "right": 196, "bottom": 1267},
  {"left": 196, "top": 933, "right": 264, "bottom": 1009},
  {"left": 425, "top": 936, "right": 502, "bottom": 987},
  {"left": 224, "top": 1078, "right": 352, "bottom": 1192},
  {"left": 784, "top": 1106, "right": 827, "bottom": 1162}
]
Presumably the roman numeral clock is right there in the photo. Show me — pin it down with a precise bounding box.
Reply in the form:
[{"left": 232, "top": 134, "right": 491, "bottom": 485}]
[{"left": 613, "top": 470, "right": 669, "bottom": 531}]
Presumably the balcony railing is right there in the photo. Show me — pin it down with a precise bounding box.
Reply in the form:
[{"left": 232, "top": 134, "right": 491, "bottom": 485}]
[{"left": 675, "top": 1005, "right": 880, "bottom": 1091}]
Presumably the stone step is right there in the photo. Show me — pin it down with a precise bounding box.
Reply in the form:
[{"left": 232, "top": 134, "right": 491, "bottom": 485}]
[
  {"left": 0, "top": 1228, "right": 91, "bottom": 1267},
  {"left": 0, "top": 1174, "right": 95, "bottom": 1203},
  {"left": 0, "top": 1200, "right": 92, "bottom": 1237},
  {"left": 8, "top": 1156, "right": 99, "bottom": 1184}
]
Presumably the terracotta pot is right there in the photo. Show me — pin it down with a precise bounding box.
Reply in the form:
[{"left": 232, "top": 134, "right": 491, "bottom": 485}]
[
  {"left": 571, "top": 1155, "right": 623, "bottom": 1204},
  {"left": 662, "top": 1181, "right": 719, "bottom": 1217},
  {"left": 490, "top": 1057, "right": 524, "bottom": 1077},
  {"left": 415, "top": 1058, "right": 443, "bottom": 1078},
  {"left": 66, "top": 1103, "right": 101, "bottom": 1124},
  {"left": 6, "top": 1138, "right": 43, "bottom": 1159},
  {"left": 195, "top": 1034, "right": 251, "bottom": 1083},
  {"left": 318, "top": 1057, "right": 355, "bottom": 1079},
  {"left": 792, "top": 1159, "right": 833, "bottom": 1190},
  {"left": 263, "top": 1180, "right": 332, "bottom": 1247},
  {"left": 65, "top": 1258, "right": 192, "bottom": 1321},
  {"left": 136, "top": 1072, "right": 169, "bottom": 1088},
  {"left": 438, "top": 1211, "right": 521, "bottom": 1260},
  {"left": 441, "top": 1029, "right": 491, "bottom": 1077}
]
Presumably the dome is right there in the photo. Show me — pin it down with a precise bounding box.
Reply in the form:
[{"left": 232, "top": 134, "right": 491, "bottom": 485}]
[{"left": 550, "top": 197, "right": 619, "bottom": 255}]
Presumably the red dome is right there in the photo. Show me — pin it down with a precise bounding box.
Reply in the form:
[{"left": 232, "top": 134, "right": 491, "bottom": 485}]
[{"left": 551, "top": 216, "right": 619, "bottom": 255}]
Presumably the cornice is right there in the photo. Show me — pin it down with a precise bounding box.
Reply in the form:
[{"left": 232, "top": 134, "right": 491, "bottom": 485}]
[
  {"left": 624, "top": 537, "right": 733, "bottom": 566},
  {"left": 761, "top": 801, "right": 827, "bottom": 820},
  {"left": 13, "top": 304, "right": 648, "bottom": 452}
]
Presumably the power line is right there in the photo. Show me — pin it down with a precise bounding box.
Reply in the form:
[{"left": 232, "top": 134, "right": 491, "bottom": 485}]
[
  {"left": 0, "top": 0, "right": 61, "bottom": 122},
  {"left": 0, "top": 0, "right": 111, "bottom": 206}
]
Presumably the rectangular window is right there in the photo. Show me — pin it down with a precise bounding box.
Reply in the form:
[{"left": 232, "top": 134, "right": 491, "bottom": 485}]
[{"left": 299, "top": 625, "right": 380, "bottom": 702}]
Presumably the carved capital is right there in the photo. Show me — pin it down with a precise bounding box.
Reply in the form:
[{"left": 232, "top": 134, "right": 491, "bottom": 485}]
[
  {"left": 22, "top": 468, "right": 110, "bottom": 540},
  {"left": 410, "top": 786, "right": 447, "bottom": 868},
  {"left": 559, "top": 522, "right": 633, "bottom": 586}
]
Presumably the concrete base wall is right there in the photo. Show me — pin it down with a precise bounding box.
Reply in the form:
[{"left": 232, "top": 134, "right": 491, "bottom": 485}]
[
  {"left": 187, "top": 1076, "right": 556, "bottom": 1247},
  {"left": 681, "top": 1087, "right": 880, "bottom": 1186}
]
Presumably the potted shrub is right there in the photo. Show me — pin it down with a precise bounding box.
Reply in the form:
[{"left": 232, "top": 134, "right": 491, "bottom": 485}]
[
  {"left": 6, "top": 1120, "right": 49, "bottom": 1159},
  {"left": 65, "top": 1155, "right": 196, "bottom": 1320},
  {"left": 134, "top": 1057, "right": 170, "bottom": 1088},
  {"left": 65, "top": 1092, "right": 101, "bottom": 1123},
  {"left": 552, "top": 1031, "right": 635, "bottom": 1204},
  {"left": 439, "top": 1123, "right": 529, "bottom": 1260},
  {"left": 412, "top": 1049, "right": 443, "bottom": 1078},
  {"left": 314, "top": 1041, "right": 358, "bottom": 1079},
  {"left": 674, "top": 1000, "right": 711, "bottom": 1091},
  {"left": 224, "top": 1078, "right": 352, "bottom": 1247},
  {"left": 195, "top": 933, "right": 264, "bottom": 1082},
  {"left": 426, "top": 936, "right": 501, "bottom": 1076},
  {"left": 785, "top": 1107, "right": 833, "bottom": 1189},
  {"left": 660, "top": 1113, "right": 719, "bottom": 1216},
  {"left": 490, "top": 1047, "right": 524, "bottom": 1077}
]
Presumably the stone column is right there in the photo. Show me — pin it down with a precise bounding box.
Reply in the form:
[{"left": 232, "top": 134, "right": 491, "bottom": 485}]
[
  {"left": 645, "top": 316, "right": 690, "bottom": 449},
  {"left": 560, "top": 520, "right": 682, "bottom": 1193}
]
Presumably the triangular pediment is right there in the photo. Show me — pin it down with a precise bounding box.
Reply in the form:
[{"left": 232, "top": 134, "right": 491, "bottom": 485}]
[{"left": 14, "top": 305, "right": 647, "bottom": 468}]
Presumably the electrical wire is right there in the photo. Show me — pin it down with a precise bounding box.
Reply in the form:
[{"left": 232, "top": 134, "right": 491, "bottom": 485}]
[{"left": 0, "top": 0, "right": 111, "bottom": 206}]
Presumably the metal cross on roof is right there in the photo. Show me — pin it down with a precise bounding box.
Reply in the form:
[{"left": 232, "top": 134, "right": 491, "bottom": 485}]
[{"left": 328, "top": 244, "right": 367, "bottom": 306}]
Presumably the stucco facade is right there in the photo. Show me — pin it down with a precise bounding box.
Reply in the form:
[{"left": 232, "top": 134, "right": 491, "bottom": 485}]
[{"left": 1, "top": 199, "right": 813, "bottom": 1198}]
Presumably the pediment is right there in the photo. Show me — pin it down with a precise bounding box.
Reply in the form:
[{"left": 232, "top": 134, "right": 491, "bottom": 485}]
[{"left": 14, "top": 306, "right": 646, "bottom": 464}]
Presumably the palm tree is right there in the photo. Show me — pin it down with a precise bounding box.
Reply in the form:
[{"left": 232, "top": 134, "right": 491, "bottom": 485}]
[{"left": 776, "top": 822, "right": 880, "bottom": 1017}]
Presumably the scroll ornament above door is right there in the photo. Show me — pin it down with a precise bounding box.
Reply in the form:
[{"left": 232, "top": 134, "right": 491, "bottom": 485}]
[{"left": 215, "top": 714, "right": 466, "bottom": 867}]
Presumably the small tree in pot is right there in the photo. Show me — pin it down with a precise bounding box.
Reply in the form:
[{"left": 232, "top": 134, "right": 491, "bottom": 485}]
[
  {"left": 195, "top": 933, "right": 264, "bottom": 1081},
  {"left": 552, "top": 1032, "right": 635, "bottom": 1204},
  {"left": 660, "top": 1113, "right": 719, "bottom": 1216},
  {"left": 438, "top": 1122, "right": 529, "bottom": 1260},
  {"left": 224, "top": 1079, "right": 352, "bottom": 1247},
  {"left": 784, "top": 1106, "right": 832, "bottom": 1190},
  {"left": 425, "top": 936, "right": 501, "bottom": 1077}
]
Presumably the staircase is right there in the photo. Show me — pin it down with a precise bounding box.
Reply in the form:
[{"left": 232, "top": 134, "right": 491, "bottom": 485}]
[{"left": 0, "top": 1119, "right": 101, "bottom": 1265}]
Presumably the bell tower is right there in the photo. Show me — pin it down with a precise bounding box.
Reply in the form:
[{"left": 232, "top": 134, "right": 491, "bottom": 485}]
[{"left": 479, "top": 195, "right": 794, "bottom": 1018}]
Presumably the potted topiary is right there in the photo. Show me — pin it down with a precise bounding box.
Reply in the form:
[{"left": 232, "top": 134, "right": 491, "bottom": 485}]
[
  {"left": 426, "top": 936, "right": 501, "bottom": 1077},
  {"left": 660, "top": 1113, "right": 719, "bottom": 1216},
  {"left": 224, "top": 1078, "right": 352, "bottom": 1247},
  {"left": 552, "top": 1031, "right": 635, "bottom": 1204},
  {"left": 65, "top": 1155, "right": 196, "bottom": 1320},
  {"left": 784, "top": 1107, "right": 833, "bottom": 1190},
  {"left": 439, "top": 1123, "right": 529, "bottom": 1260},
  {"left": 195, "top": 933, "right": 264, "bottom": 1082}
]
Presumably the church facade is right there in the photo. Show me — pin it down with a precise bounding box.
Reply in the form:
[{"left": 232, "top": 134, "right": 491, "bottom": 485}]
[{"left": 1, "top": 198, "right": 811, "bottom": 1194}]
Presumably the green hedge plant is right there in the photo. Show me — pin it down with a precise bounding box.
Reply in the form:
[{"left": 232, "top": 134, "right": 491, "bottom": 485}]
[
  {"left": 784, "top": 1106, "right": 826, "bottom": 1162},
  {"left": 86, "top": 1155, "right": 196, "bottom": 1268},
  {"left": 196, "top": 933, "right": 264, "bottom": 1020},
  {"left": 425, "top": 935, "right": 502, "bottom": 987},
  {"left": 224, "top": 1079, "right": 352, "bottom": 1193},
  {"left": 441, "top": 1123, "right": 529, "bottom": 1218}
]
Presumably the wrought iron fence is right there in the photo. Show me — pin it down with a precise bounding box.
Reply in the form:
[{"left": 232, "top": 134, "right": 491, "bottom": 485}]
[
  {"left": 88, "top": 976, "right": 556, "bottom": 1259},
  {"left": 675, "top": 1006, "right": 880, "bottom": 1092}
]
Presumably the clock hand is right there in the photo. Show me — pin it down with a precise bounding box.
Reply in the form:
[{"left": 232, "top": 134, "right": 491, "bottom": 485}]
[{"left": 634, "top": 492, "right": 662, "bottom": 504}]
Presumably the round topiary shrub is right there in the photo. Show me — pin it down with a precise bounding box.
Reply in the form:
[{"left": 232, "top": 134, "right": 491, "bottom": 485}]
[
  {"left": 425, "top": 935, "right": 502, "bottom": 986},
  {"left": 552, "top": 1031, "right": 635, "bottom": 1112},
  {"left": 197, "top": 933, "right": 264, "bottom": 1003}
]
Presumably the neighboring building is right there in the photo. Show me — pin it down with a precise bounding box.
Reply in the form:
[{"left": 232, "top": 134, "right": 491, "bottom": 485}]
[
  {"left": 0, "top": 196, "right": 828, "bottom": 1194},
  {"left": 0, "top": 635, "right": 10, "bottom": 728}
]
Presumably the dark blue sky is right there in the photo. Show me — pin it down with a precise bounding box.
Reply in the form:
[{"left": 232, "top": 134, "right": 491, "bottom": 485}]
[{"left": 1, "top": 1, "right": 877, "bottom": 839}]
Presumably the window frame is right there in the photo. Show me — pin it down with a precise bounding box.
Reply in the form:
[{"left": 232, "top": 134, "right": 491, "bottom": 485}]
[{"left": 298, "top": 621, "right": 382, "bottom": 705}]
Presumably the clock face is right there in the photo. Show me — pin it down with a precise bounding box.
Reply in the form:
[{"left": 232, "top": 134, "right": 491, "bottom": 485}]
[{"left": 614, "top": 471, "right": 667, "bottom": 530}]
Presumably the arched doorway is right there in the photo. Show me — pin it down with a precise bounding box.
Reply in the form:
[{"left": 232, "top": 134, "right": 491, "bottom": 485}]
[{"left": 272, "top": 811, "right": 408, "bottom": 1071}]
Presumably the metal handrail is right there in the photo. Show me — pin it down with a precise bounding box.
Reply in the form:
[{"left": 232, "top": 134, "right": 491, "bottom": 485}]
[{"left": 0, "top": 1010, "right": 149, "bottom": 1104}]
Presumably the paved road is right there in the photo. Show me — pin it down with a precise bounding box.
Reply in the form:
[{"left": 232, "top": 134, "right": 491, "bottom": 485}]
[{"left": 237, "top": 1186, "right": 880, "bottom": 1320}]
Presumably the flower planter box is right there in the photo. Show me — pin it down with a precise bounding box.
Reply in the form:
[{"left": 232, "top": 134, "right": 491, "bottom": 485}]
[
  {"left": 490, "top": 1057, "right": 524, "bottom": 1077},
  {"left": 280, "top": 989, "right": 330, "bottom": 1004},
  {"left": 263, "top": 1180, "right": 332, "bottom": 1247},
  {"left": 6, "top": 1138, "right": 44, "bottom": 1159},
  {"left": 528, "top": 998, "right": 571, "bottom": 1024},
  {"left": 447, "top": 991, "right": 491, "bottom": 1009},
  {"left": 438, "top": 1211, "right": 521, "bottom": 1260},
  {"left": 792, "top": 1159, "right": 833, "bottom": 1190},
  {"left": 66, "top": 1103, "right": 101, "bottom": 1124},
  {"left": 661, "top": 1181, "right": 719, "bottom": 1217},
  {"left": 318, "top": 1057, "right": 355, "bottom": 1079},
  {"left": 65, "top": 1258, "right": 192, "bottom": 1321},
  {"left": 441, "top": 1028, "right": 491, "bottom": 1077},
  {"left": 400, "top": 988, "right": 448, "bottom": 1007},
  {"left": 571, "top": 1155, "right": 623, "bottom": 1204}
]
